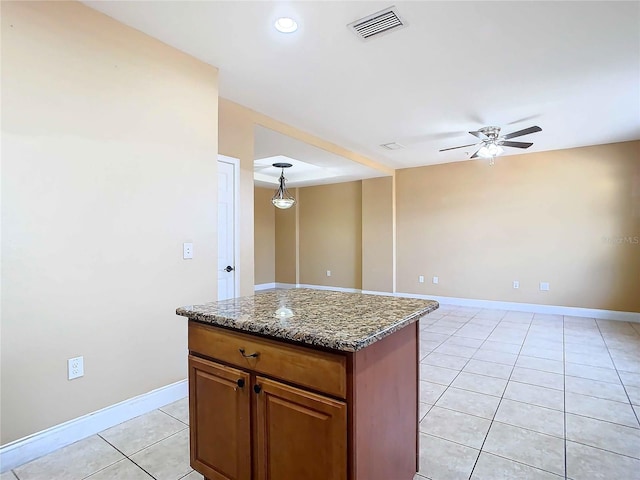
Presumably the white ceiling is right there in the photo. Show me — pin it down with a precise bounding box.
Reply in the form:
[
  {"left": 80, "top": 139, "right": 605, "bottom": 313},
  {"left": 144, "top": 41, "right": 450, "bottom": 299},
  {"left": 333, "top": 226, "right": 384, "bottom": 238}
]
[
  {"left": 254, "top": 126, "right": 387, "bottom": 187},
  {"left": 85, "top": 1, "right": 640, "bottom": 177}
]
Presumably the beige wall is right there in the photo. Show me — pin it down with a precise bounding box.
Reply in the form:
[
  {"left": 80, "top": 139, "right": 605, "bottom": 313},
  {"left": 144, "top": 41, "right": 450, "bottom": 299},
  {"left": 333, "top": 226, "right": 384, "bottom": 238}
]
[
  {"left": 219, "top": 99, "right": 256, "bottom": 296},
  {"left": 299, "top": 182, "right": 362, "bottom": 289},
  {"left": 267, "top": 181, "right": 373, "bottom": 291},
  {"left": 223, "top": 99, "right": 390, "bottom": 292},
  {"left": 254, "top": 142, "right": 638, "bottom": 313},
  {"left": 254, "top": 187, "right": 275, "bottom": 284},
  {"left": 274, "top": 201, "right": 298, "bottom": 284},
  {"left": 1, "top": 1, "right": 219, "bottom": 443},
  {"left": 362, "top": 177, "right": 394, "bottom": 293},
  {"left": 258, "top": 179, "right": 393, "bottom": 292},
  {"left": 397, "top": 141, "right": 640, "bottom": 312}
]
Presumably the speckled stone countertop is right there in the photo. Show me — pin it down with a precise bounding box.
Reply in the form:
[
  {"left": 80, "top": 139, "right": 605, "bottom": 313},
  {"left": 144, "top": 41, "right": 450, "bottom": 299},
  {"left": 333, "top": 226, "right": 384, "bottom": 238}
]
[{"left": 176, "top": 289, "right": 438, "bottom": 352}]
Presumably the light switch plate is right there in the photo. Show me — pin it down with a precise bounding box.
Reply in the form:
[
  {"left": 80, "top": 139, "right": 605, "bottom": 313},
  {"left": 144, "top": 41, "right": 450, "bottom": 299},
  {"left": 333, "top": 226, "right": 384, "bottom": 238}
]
[{"left": 183, "top": 243, "right": 193, "bottom": 259}]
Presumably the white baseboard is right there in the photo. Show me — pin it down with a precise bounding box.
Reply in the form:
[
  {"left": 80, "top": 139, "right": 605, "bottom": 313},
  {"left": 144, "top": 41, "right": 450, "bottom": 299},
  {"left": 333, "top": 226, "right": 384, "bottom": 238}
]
[
  {"left": 361, "top": 290, "right": 394, "bottom": 297},
  {"left": 296, "top": 283, "right": 361, "bottom": 293},
  {"left": 266, "top": 284, "right": 639, "bottom": 323},
  {"left": 262, "top": 283, "right": 362, "bottom": 293},
  {"left": 396, "top": 292, "right": 640, "bottom": 323},
  {"left": 0, "top": 379, "right": 188, "bottom": 473},
  {"left": 254, "top": 282, "right": 276, "bottom": 291}
]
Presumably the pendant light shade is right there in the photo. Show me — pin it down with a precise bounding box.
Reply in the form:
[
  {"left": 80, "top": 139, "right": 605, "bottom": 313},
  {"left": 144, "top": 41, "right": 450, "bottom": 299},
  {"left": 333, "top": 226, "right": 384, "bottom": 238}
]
[{"left": 271, "top": 163, "right": 296, "bottom": 209}]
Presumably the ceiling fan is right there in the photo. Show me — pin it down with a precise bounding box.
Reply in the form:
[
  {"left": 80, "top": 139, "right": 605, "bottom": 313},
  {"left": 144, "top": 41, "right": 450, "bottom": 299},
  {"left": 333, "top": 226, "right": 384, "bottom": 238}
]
[{"left": 439, "top": 125, "right": 542, "bottom": 161}]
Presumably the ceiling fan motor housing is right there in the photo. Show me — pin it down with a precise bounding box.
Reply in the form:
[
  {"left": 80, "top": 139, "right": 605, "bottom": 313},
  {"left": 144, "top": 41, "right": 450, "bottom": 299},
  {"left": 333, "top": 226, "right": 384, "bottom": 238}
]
[{"left": 478, "top": 126, "right": 501, "bottom": 140}]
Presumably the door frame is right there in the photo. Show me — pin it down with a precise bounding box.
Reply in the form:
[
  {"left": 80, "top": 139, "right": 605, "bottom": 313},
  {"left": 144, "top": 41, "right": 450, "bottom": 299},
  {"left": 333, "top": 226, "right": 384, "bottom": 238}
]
[{"left": 218, "top": 154, "right": 241, "bottom": 299}]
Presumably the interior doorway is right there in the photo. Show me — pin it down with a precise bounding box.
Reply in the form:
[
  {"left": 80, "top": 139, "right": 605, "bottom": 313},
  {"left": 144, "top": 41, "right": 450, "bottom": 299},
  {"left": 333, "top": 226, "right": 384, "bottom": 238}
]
[{"left": 217, "top": 155, "right": 239, "bottom": 300}]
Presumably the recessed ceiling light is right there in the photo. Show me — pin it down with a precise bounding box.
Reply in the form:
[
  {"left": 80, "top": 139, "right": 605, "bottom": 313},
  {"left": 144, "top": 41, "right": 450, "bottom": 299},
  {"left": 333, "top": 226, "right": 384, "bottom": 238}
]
[{"left": 275, "top": 17, "right": 298, "bottom": 33}]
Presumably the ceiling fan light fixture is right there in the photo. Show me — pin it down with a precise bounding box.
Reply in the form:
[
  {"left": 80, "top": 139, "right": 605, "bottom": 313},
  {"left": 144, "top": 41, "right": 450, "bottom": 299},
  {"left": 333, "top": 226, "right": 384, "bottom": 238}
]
[
  {"left": 271, "top": 163, "right": 296, "bottom": 209},
  {"left": 478, "top": 143, "right": 503, "bottom": 159}
]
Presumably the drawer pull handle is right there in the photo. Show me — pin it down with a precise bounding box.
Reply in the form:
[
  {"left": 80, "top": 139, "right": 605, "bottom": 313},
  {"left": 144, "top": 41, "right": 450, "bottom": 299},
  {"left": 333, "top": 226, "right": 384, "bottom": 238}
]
[
  {"left": 253, "top": 384, "right": 262, "bottom": 394},
  {"left": 239, "top": 348, "right": 259, "bottom": 359},
  {"left": 236, "top": 378, "right": 245, "bottom": 388}
]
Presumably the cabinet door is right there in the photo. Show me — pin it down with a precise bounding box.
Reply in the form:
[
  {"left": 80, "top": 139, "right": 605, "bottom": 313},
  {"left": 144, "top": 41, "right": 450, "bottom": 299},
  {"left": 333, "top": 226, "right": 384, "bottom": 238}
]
[
  {"left": 254, "top": 377, "right": 347, "bottom": 480},
  {"left": 189, "top": 355, "right": 251, "bottom": 480}
]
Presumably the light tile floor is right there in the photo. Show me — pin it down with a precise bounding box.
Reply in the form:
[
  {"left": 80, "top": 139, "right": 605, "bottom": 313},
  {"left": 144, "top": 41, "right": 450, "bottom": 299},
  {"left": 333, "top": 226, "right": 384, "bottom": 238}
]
[
  {"left": 4, "top": 306, "right": 639, "bottom": 480},
  {"left": 5, "top": 400, "right": 201, "bottom": 480},
  {"left": 416, "top": 306, "right": 640, "bottom": 480}
]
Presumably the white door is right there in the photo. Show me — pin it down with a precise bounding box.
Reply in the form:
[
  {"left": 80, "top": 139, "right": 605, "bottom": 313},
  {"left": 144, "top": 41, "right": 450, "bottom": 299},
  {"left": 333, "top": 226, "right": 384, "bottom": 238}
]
[{"left": 218, "top": 156, "right": 238, "bottom": 300}]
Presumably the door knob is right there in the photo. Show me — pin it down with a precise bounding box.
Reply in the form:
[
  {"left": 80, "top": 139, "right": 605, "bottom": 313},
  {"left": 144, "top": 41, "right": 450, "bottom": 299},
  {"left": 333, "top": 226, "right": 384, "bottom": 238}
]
[
  {"left": 253, "top": 384, "right": 262, "bottom": 394},
  {"left": 225, "top": 265, "right": 234, "bottom": 272},
  {"left": 236, "top": 378, "right": 245, "bottom": 388}
]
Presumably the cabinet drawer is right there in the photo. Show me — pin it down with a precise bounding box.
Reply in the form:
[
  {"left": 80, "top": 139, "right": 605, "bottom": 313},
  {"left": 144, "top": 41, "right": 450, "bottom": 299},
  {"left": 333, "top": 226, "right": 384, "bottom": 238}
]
[{"left": 189, "top": 322, "right": 347, "bottom": 398}]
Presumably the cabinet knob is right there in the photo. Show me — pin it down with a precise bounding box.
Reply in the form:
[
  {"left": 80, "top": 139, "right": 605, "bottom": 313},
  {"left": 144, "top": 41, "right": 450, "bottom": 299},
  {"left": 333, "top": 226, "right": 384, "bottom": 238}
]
[
  {"left": 236, "top": 378, "right": 245, "bottom": 388},
  {"left": 253, "top": 384, "right": 262, "bottom": 394}
]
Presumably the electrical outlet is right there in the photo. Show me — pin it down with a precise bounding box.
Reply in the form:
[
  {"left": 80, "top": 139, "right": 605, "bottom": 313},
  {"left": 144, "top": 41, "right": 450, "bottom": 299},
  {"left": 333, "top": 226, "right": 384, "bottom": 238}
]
[
  {"left": 432, "top": 276, "right": 439, "bottom": 284},
  {"left": 326, "top": 270, "right": 331, "bottom": 277},
  {"left": 419, "top": 275, "right": 424, "bottom": 283},
  {"left": 68, "top": 356, "right": 84, "bottom": 380},
  {"left": 183, "top": 242, "right": 193, "bottom": 259},
  {"left": 513, "top": 280, "right": 520, "bottom": 289},
  {"left": 540, "top": 282, "right": 550, "bottom": 291}
]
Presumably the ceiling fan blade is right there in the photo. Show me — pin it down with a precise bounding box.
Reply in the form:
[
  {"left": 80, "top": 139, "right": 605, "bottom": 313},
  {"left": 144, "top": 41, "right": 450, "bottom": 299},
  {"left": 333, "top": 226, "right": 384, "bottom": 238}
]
[
  {"left": 468, "top": 131, "right": 486, "bottom": 139},
  {"left": 439, "top": 143, "right": 478, "bottom": 152},
  {"left": 502, "top": 126, "right": 542, "bottom": 139},
  {"left": 470, "top": 149, "right": 481, "bottom": 159},
  {"left": 501, "top": 141, "right": 533, "bottom": 149}
]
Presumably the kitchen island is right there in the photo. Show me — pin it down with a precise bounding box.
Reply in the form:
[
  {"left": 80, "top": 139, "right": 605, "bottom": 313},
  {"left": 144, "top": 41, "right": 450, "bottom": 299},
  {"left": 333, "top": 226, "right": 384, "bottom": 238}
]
[{"left": 177, "top": 288, "right": 438, "bottom": 480}]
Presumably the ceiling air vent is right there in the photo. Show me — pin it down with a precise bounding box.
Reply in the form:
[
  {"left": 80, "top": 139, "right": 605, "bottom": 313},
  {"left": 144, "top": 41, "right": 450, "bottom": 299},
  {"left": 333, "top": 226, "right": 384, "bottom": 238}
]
[
  {"left": 348, "top": 6, "right": 406, "bottom": 41},
  {"left": 381, "top": 142, "right": 405, "bottom": 150}
]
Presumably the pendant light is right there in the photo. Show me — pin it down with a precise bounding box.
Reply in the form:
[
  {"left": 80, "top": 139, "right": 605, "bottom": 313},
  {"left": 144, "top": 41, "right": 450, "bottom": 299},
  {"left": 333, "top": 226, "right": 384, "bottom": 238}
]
[{"left": 271, "top": 162, "right": 296, "bottom": 209}]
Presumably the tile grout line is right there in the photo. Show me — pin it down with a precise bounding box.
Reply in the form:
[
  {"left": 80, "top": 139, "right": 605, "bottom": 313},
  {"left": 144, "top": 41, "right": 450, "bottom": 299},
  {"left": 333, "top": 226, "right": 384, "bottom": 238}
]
[
  {"left": 420, "top": 313, "right": 483, "bottom": 410},
  {"left": 157, "top": 409, "right": 190, "bottom": 428},
  {"left": 473, "top": 451, "right": 566, "bottom": 479},
  {"left": 420, "top": 310, "right": 509, "bottom": 478},
  {"left": 89, "top": 414, "right": 197, "bottom": 480},
  {"left": 594, "top": 320, "right": 640, "bottom": 427},
  {"left": 90, "top": 435, "right": 159, "bottom": 480},
  {"left": 466, "top": 314, "right": 565, "bottom": 479},
  {"left": 464, "top": 311, "right": 528, "bottom": 479},
  {"left": 418, "top": 316, "right": 464, "bottom": 420},
  {"left": 176, "top": 470, "right": 198, "bottom": 480},
  {"left": 561, "top": 409, "right": 639, "bottom": 429},
  {"left": 97, "top": 427, "right": 195, "bottom": 480},
  {"left": 559, "top": 437, "right": 640, "bottom": 462},
  {"left": 97, "top": 436, "right": 162, "bottom": 480},
  {"left": 562, "top": 316, "right": 568, "bottom": 480},
  {"left": 98, "top": 424, "right": 189, "bottom": 459},
  {"left": 419, "top": 430, "right": 570, "bottom": 480}
]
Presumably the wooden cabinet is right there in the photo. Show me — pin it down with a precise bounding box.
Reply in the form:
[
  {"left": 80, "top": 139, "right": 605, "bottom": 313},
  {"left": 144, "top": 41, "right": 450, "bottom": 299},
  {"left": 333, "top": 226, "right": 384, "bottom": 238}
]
[
  {"left": 188, "top": 321, "right": 418, "bottom": 480},
  {"left": 255, "top": 377, "right": 347, "bottom": 480},
  {"left": 188, "top": 356, "right": 251, "bottom": 480}
]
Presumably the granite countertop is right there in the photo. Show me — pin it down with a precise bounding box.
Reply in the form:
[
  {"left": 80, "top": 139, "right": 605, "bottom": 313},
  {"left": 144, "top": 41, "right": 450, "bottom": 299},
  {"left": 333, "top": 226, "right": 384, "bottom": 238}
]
[{"left": 176, "top": 288, "right": 438, "bottom": 352}]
